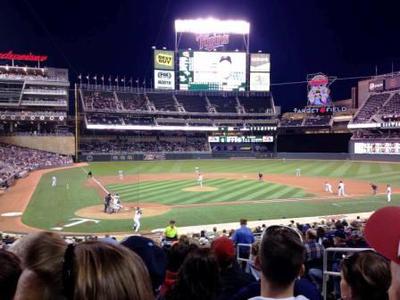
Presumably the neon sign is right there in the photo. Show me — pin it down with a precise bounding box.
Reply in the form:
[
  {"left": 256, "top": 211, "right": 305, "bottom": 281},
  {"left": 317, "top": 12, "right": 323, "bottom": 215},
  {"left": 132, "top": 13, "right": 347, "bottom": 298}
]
[{"left": 0, "top": 51, "right": 48, "bottom": 62}]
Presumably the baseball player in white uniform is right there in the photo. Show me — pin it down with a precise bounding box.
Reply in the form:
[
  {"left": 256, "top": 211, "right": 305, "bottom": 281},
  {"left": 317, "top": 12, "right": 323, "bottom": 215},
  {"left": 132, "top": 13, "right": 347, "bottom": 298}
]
[
  {"left": 118, "top": 170, "right": 124, "bottom": 180},
  {"left": 51, "top": 176, "right": 57, "bottom": 187},
  {"left": 132, "top": 207, "right": 142, "bottom": 232},
  {"left": 112, "top": 193, "right": 122, "bottom": 213},
  {"left": 387, "top": 184, "right": 392, "bottom": 202},
  {"left": 198, "top": 173, "right": 204, "bottom": 188},
  {"left": 295, "top": 168, "right": 301, "bottom": 176},
  {"left": 338, "top": 181, "right": 346, "bottom": 197},
  {"left": 324, "top": 182, "right": 333, "bottom": 193},
  {"left": 195, "top": 167, "right": 200, "bottom": 175}
]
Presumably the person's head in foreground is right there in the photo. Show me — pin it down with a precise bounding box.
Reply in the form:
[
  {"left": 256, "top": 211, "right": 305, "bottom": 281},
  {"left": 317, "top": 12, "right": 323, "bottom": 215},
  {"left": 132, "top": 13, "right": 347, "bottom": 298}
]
[
  {"left": 0, "top": 249, "right": 22, "bottom": 300},
  {"left": 251, "top": 225, "right": 307, "bottom": 300},
  {"left": 340, "top": 250, "right": 390, "bottom": 300},
  {"left": 166, "top": 247, "right": 220, "bottom": 300},
  {"left": 365, "top": 206, "right": 400, "bottom": 300},
  {"left": 14, "top": 231, "right": 153, "bottom": 300}
]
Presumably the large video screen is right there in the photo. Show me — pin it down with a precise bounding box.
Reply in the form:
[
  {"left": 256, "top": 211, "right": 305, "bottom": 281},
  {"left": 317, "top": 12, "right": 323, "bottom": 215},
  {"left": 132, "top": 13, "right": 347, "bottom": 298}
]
[{"left": 179, "top": 51, "right": 246, "bottom": 91}]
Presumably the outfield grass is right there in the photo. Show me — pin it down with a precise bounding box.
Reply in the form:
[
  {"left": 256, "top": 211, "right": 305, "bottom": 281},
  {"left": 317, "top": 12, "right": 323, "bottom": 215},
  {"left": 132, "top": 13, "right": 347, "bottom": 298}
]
[{"left": 22, "top": 159, "right": 400, "bottom": 232}]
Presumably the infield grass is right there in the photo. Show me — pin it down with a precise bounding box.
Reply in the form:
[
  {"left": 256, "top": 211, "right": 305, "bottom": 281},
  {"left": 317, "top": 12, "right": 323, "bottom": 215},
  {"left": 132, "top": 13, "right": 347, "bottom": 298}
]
[{"left": 22, "top": 159, "right": 400, "bottom": 232}]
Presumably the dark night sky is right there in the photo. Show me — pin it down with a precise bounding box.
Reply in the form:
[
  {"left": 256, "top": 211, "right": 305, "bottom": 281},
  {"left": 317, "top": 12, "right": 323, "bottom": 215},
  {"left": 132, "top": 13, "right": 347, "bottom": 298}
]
[{"left": 1, "top": 0, "right": 400, "bottom": 111}]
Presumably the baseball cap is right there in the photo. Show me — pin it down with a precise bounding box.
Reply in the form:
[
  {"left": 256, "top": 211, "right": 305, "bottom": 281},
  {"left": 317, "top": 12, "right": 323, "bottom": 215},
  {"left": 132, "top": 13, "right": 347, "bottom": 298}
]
[
  {"left": 365, "top": 206, "right": 400, "bottom": 265},
  {"left": 121, "top": 236, "right": 167, "bottom": 291},
  {"left": 211, "top": 236, "right": 235, "bottom": 263}
]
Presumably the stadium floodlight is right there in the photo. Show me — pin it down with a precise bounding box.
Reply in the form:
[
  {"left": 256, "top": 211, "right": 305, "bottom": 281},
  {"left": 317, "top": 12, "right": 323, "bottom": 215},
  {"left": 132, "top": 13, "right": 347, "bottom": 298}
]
[
  {"left": 175, "top": 18, "right": 250, "bottom": 34},
  {"left": 151, "top": 46, "right": 156, "bottom": 50}
]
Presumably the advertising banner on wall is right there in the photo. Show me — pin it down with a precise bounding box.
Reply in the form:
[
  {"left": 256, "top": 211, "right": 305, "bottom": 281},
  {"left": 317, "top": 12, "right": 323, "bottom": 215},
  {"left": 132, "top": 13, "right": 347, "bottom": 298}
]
[
  {"left": 250, "top": 72, "right": 270, "bottom": 92},
  {"left": 354, "top": 142, "right": 400, "bottom": 154},
  {"left": 368, "top": 80, "right": 385, "bottom": 92},
  {"left": 179, "top": 50, "right": 246, "bottom": 91},
  {"left": 385, "top": 77, "right": 400, "bottom": 91},
  {"left": 208, "top": 135, "right": 274, "bottom": 143},
  {"left": 154, "top": 50, "right": 175, "bottom": 70},
  {"left": 250, "top": 53, "right": 270, "bottom": 72},
  {"left": 154, "top": 70, "right": 175, "bottom": 90}
]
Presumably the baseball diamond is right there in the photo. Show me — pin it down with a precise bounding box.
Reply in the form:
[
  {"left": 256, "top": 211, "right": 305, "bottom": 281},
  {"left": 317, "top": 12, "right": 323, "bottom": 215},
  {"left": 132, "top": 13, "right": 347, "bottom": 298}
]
[{"left": 0, "top": 159, "right": 396, "bottom": 233}]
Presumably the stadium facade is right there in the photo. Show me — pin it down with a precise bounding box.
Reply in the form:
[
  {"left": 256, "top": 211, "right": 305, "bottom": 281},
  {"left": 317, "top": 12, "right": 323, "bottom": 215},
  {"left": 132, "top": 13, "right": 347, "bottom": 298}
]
[{"left": 1, "top": 20, "right": 400, "bottom": 161}]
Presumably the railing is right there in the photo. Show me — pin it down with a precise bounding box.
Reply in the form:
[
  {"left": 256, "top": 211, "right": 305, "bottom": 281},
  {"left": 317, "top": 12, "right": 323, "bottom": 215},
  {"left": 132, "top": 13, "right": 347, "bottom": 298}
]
[{"left": 322, "top": 247, "right": 372, "bottom": 300}]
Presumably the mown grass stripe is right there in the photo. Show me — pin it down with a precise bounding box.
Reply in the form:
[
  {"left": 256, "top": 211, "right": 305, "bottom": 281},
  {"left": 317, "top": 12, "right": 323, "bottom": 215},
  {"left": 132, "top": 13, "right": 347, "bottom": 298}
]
[
  {"left": 211, "top": 182, "right": 290, "bottom": 204},
  {"left": 210, "top": 181, "right": 286, "bottom": 203},
  {"left": 172, "top": 180, "right": 256, "bottom": 205},
  {"left": 120, "top": 181, "right": 193, "bottom": 198},
  {"left": 164, "top": 180, "right": 250, "bottom": 205},
  {"left": 135, "top": 178, "right": 234, "bottom": 198}
]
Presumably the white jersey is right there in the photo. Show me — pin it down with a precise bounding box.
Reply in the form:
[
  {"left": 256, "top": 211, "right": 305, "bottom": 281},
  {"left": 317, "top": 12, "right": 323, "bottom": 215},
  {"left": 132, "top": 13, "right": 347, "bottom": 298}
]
[
  {"left": 387, "top": 186, "right": 392, "bottom": 194},
  {"left": 51, "top": 176, "right": 57, "bottom": 186},
  {"left": 198, "top": 175, "right": 203, "bottom": 182},
  {"left": 134, "top": 210, "right": 142, "bottom": 221},
  {"left": 325, "top": 183, "right": 332, "bottom": 192}
]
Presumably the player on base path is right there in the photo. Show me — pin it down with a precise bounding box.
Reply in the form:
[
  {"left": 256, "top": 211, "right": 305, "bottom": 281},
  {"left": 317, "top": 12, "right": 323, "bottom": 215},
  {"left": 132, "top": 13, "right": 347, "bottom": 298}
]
[
  {"left": 338, "top": 180, "right": 346, "bottom": 197},
  {"left": 324, "top": 182, "right": 333, "bottom": 193},
  {"left": 132, "top": 207, "right": 142, "bottom": 232},
  {"left": 387, "top": 184, "right": 392, "bottom": 202}
]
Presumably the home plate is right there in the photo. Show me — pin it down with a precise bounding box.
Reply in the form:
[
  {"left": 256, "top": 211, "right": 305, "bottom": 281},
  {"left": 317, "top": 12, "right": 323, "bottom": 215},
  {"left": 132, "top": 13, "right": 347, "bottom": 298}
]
[
  {"left": 1, "top": 212, "right": 22, "bottom": 217},
  {"left": 51, "top": 227, "right": 63, "bottom": 231}
]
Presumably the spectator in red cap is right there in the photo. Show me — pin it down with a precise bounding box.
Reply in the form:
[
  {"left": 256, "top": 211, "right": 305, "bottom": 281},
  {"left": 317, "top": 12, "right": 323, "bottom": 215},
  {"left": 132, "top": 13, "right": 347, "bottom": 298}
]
[
  {"left": 211, "top": 237, "right": 254, "bottom": 300},
  {"left": 365, "top": 206, "right": 400, "bottom": 300}
]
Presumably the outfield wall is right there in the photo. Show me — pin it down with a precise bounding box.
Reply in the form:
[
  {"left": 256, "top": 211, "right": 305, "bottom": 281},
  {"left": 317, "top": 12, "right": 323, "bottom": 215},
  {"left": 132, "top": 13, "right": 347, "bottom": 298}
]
[
  {"left": 79, "top": 151, "right": 400, "bottom": 162},
  {"left": 0, "top": 135, "right": 75, "bottom": 155}
]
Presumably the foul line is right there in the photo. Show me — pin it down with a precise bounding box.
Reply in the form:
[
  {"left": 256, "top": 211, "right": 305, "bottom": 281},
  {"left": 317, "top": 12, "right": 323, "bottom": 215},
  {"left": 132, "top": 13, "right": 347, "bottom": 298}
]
[{"left": 80, "top": 167, "right": 109, "bottom": 194}]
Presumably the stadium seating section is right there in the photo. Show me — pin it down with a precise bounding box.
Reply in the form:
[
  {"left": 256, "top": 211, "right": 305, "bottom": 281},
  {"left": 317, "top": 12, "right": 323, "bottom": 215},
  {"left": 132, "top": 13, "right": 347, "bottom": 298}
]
[
  {"left": 176, "top": 95, "right": 208, "bottom": 112},
  {"left": 208, "top": 96, "right": 238, "bottom": 113},
  {"left": 352, "top": 93, "right": 390, "bottom": 123},
  {"left": 239, "top": 96, "right": 271, "bottom": 113}
]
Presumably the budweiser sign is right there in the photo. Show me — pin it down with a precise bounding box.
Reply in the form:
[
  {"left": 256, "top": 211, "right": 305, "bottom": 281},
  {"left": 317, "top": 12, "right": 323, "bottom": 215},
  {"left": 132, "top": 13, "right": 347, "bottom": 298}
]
[
  {"left": 0, "top": 51, "right": 48, "bottom": 62},
  {"left": 196, "top": 34, "right": 230, "bottom": 51}
]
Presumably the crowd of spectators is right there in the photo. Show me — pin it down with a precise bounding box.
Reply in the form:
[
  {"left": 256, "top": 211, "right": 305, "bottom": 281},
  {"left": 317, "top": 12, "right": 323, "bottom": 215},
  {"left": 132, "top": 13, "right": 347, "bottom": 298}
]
[
  {"left": 0, "top": 143, "right": 73, "bottom": 187},
  {"left": 1, "top": 209, "right": 399, "bottom": 300},
  {"left": 80, "top": 138, "right": 209, "bottom": 153},
  {"left": 0, "top": 66, "right": 67, "bottom": 82},
  {"left": 351, "top": 130, "right": 400, "bottom": 140},
  {"left": 353, "top": 93, "right": 390, "bottom": 123}
]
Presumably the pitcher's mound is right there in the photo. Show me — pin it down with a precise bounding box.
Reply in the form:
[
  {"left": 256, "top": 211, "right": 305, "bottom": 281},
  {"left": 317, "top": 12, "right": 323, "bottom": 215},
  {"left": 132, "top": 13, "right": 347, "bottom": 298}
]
[
  {"left": 75, "top": 203, "right": 171, "bottom": 220},
  {"left": 182, "top": 186, "right": 218, "bottom": 192}
]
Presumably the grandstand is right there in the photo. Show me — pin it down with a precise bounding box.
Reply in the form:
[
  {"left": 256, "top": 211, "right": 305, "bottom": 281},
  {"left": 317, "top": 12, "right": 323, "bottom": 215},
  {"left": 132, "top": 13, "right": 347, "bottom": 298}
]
[{"left": 77, "top": 84, "right": 279, "bottom": 159}]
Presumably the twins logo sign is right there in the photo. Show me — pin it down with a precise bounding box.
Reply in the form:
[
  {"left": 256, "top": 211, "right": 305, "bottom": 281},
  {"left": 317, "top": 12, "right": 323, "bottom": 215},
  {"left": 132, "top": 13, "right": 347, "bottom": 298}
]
[
  {"left": 154, "top": 70, "right": 175, "bottom": 90},
  {"left": 307, "top": 73, "right": 335, "bottom": 106}
]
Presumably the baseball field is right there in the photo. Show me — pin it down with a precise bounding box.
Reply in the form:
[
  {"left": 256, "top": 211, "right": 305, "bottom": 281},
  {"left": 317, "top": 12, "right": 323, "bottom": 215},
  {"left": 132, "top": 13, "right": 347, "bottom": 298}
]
[{"left": 1, "top": 159, "right": 399, "bottom": 233}]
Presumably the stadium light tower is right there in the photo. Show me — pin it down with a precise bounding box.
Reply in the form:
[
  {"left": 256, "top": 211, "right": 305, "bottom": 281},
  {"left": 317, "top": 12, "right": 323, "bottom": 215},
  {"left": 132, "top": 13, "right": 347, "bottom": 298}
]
[{"left": 174, "top": 18, "right": 250, "bottom": 53}]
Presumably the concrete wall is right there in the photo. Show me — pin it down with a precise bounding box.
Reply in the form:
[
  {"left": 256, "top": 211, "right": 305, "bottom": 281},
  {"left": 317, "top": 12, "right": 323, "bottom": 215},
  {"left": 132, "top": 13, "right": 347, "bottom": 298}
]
[{"left": 0, "top": 135, "right": 75, "bottom": 155}]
